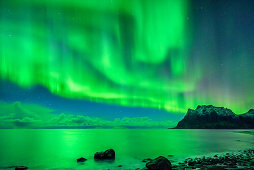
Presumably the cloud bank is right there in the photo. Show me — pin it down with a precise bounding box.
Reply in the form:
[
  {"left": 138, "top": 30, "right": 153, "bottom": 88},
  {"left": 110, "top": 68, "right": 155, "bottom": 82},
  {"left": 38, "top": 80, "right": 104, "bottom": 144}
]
[{"left": 0, "top": 101, "right": 176, "bottom": 128}]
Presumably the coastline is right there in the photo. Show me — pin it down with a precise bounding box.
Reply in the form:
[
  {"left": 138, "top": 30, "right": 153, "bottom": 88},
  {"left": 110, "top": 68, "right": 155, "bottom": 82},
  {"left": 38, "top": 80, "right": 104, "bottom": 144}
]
[
  {"left": 0, "top": 130, "right": 253, "bottom": 170},
  {"left": 5, "top": 148, "right": 254, "bottom": 169},
  {"left": 169, "top": 148, "right": 254, "bottom": 169},
  {"left": 234, "top": 130, "right": 254, "bottom": 136}
]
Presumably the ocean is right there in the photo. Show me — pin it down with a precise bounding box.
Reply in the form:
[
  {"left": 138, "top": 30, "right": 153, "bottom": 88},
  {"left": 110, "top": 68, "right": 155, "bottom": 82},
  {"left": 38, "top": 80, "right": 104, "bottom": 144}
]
[{"left": 0, "top": 129, "right": 254, "bottom": 169}]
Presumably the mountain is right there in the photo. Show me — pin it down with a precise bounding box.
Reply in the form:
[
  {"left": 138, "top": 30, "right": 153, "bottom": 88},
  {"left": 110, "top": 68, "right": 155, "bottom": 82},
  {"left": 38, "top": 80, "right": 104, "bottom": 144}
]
[{"left": 175, "top": 105, "right": 254, "bottom": 129}]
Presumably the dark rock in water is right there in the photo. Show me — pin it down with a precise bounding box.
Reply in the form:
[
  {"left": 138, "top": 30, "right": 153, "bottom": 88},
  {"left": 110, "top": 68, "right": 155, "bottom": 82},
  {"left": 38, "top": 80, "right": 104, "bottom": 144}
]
[
  {"left": 117, "top": 165, "right": 122, "bottom": 167},
  {"left": 146, "top": 156, "right": 172, "bottom": 170},
  {"left": 174, "top": 105, "right": 254, "bottom": 129},
  {"left": 15, "top": 167, "right": 27, "bottom": 170},
  {"left": 77, "top": 157, "right": 87, "bottom": 163},
  {"left": 94, "top": 149, "right": 115, "bottom": 160}
]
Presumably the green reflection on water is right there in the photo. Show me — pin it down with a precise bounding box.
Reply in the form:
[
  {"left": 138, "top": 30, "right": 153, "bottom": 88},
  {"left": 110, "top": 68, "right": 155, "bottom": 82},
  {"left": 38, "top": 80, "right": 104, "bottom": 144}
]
[{"left": 0, "top": 129, "right": 254, "bottom": 169}]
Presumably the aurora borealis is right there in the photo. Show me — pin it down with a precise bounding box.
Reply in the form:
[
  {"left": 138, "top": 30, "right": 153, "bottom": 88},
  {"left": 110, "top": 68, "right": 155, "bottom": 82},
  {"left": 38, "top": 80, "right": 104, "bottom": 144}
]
[{"left": 1, "top": 0, "right": 254, "bottom": 119}]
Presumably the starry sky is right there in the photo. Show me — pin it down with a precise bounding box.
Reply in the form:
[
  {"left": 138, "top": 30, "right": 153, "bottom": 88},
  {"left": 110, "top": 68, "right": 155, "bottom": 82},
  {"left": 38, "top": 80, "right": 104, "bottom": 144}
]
[{"left": 0, "top": 0, "right": 254, "bottom": 128}]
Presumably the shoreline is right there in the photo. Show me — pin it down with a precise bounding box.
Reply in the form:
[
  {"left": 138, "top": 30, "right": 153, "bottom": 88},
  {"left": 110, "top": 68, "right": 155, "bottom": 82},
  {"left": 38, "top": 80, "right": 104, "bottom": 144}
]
[
  {"left": 169, "top": 148, "right": 254, "bottom": 169},
  {"left": 4, "top": 148, "right": 254, "bottom": 170}
]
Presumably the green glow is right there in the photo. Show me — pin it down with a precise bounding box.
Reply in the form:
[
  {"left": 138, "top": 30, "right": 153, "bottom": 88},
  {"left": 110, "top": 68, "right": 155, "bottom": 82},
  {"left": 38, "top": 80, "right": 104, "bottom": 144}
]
[
  {"left": 0, "top": 0, "right": 248, "bottom": 113},
  {"left": 0, "top": 101, "right": 177, "bottom": 128},
  {"left": 0, "top": 129, "right": 252, "bottom": 168}
]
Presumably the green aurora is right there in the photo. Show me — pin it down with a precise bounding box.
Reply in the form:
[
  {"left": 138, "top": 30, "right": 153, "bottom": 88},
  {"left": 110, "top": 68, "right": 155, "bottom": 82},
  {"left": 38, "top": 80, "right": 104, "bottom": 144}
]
[{"left": 0, "top": 0, "right": 253, "bottom": 114}]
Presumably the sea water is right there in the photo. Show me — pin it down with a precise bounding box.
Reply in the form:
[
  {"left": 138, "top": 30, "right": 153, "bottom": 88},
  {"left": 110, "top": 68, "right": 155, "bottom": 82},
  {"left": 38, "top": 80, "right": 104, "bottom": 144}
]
[{"left": 0, "top": 129, "right": 253, "bottom": 169}]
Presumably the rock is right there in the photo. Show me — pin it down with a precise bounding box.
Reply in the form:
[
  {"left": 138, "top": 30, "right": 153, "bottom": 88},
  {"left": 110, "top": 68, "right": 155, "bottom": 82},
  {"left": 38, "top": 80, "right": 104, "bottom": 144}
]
[
  {"left": 146, "top": 156, "right": 172, "bottom": 170},
  {"left": 15, "top": 167, "right": 27, "bottom": 170},
  {"left": 188, "top": 161, "right": 195, "bottom": 166},
  {"left": 77, "top": 157, "right": 87, "bottom": 163},
  {"left": 94, "top": 149, "right": 115, "bottom": 160},
  {"left": 117, "top": 165, "right": 122, "bottom": 167}
]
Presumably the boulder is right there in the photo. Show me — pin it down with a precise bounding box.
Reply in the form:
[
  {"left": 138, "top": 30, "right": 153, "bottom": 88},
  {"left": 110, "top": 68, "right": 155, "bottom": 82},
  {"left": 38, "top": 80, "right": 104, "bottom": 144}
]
[
  {"left": 94, "top": 149, "right": 115, "bottom": 160},
  {"left": 77, "top": 157, "right": 87, "bottom": 163},
  {"left": 146, "top": 156, "right": 172, "bottom": 170}
]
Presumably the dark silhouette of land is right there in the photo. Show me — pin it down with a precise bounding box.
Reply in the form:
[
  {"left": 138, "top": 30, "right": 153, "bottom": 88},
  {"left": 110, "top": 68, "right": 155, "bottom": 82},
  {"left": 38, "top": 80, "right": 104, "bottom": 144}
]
[{"left": 175, "top": 105, "right": 254, "bottom": 129}]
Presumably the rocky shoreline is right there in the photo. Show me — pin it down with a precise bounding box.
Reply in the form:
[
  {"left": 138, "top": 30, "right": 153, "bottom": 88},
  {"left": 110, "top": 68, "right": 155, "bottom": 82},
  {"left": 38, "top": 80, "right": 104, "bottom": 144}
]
[
  {"left": 8, "top": 148, "right": 254, "bottom": 170},
  {"left": 137, "top": 149, "right": 254, "bottom": 170},
  {"left": 169, "top": 149, "right": 254, "bottom": 170},
  {"left": 139, "top": 149, "right": 254, "bottom": 169}
]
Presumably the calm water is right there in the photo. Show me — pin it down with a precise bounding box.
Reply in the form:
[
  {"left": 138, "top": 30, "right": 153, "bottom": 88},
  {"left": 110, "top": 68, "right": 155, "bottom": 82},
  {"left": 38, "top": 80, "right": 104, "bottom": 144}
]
[{"left": 0, "top": 129, "right": 254, "bottom": 169}]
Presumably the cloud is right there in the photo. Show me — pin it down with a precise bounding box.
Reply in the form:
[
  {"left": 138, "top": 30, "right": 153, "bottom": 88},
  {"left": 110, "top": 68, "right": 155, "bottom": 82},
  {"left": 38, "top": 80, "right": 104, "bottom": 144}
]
[{"left": 0, "top": 101, "right": 177, "bottom": 128}]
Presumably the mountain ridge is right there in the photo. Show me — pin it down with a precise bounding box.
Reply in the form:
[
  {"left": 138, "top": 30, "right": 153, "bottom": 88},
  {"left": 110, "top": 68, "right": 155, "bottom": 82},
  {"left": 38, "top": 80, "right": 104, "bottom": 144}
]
[{"left": 174, "top": 105, "right": 254, "bottom": 129}]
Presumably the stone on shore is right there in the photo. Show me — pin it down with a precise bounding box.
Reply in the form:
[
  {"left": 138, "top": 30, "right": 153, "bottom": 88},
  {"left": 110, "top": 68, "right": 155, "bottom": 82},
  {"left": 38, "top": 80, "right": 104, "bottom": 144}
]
[
  {"left": 146, "top": 156, "right": 172, "bottom": 170},
  {"left": 94, "top": 149, "right": 115, "bottom": 160}
]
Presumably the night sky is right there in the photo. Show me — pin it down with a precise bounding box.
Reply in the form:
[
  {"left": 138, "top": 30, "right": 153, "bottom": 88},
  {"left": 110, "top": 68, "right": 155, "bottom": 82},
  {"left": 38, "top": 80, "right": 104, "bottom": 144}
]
[{"left": 0, "top": 0, "right": 254, "bottom": 128}]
